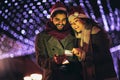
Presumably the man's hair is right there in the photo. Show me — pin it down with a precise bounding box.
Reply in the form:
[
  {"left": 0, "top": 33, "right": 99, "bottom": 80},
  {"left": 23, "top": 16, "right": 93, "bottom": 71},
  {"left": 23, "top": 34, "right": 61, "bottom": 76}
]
[{"left": 51, "top": 10, "right": 67, "bottom": 18}]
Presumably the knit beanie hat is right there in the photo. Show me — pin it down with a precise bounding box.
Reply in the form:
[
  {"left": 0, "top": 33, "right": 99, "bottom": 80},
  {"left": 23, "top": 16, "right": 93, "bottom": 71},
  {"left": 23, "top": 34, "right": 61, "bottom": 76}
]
[
  {"left": 68, "top": 6, "right": 88, "bottom": 19},
  {"left": 50, "top": 1, "right": 67, "bottom": 16}
]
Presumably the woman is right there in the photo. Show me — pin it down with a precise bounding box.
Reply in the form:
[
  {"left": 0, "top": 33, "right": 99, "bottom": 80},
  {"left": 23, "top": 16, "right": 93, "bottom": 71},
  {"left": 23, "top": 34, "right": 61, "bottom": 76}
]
[{"left": 68, "top": 6, "right": 117, "bottom": 80}]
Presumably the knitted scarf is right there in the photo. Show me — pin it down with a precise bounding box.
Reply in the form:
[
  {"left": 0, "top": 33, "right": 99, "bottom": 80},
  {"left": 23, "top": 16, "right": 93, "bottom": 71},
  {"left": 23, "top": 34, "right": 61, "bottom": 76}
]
[{"left": 45, "top": 21, "right": 72, "bottom": 40}]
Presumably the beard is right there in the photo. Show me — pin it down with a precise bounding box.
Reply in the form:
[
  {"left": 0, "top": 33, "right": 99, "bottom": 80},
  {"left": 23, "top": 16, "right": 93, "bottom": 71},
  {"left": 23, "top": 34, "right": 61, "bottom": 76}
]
[{"left": 55, "top": 24, "right": 65, "bottom": 30}]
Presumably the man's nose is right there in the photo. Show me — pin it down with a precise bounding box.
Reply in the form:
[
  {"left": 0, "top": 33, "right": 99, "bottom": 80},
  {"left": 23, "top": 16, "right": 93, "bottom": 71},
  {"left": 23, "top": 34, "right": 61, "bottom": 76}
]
[{"left": 59, "top": 21, "right": 63, "bottom": 24}]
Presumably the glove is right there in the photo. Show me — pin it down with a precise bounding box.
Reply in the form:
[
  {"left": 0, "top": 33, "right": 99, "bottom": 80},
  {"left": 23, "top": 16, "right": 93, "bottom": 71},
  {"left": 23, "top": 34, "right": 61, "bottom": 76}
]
[{"left": 53, "top": 54, "right": 66, "bottom": 64}]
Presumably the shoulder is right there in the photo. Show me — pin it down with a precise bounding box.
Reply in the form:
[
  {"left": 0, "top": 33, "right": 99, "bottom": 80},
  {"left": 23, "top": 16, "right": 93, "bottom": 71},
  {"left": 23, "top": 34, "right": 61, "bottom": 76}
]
[
  {"left": 91, "top": 26, "right": 101, "bottom": 34},
  {"left": 35, "top": 31, "right": 48, "bottom": 39}
]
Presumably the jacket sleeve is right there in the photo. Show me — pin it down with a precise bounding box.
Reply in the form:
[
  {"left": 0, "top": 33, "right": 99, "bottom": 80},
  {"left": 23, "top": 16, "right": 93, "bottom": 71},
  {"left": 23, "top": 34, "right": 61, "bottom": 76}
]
[
  {"left": 91, "top": 29, "right": 113, "bottom": 64},
  {"left": 35, "top": 33, "right": 54, "bottom": 69}
]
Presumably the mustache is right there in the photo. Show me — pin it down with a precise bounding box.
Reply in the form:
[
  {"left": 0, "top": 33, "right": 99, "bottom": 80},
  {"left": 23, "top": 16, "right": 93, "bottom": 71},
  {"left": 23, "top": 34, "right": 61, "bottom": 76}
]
[{"left": 56, "top": 24, "right": 65, "bottom": 26}]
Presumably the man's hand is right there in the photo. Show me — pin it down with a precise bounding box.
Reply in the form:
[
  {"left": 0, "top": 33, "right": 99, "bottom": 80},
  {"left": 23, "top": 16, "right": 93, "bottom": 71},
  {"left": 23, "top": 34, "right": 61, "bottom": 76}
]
[{"left": 53, "top": 54, "right": 66, "bottom": 64}]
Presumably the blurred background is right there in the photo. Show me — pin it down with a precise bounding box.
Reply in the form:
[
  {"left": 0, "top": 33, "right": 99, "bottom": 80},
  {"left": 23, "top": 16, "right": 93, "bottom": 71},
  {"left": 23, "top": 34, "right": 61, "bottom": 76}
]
[{"left": 0, "top": 0, "right": 120, "bottom": 80}]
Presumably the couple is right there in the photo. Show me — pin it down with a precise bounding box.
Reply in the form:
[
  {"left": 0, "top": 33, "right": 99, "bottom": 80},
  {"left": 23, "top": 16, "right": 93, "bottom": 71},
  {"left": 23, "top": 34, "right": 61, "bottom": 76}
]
[{"left": 35, "top": 1, "right": 117, "bottom": 80}]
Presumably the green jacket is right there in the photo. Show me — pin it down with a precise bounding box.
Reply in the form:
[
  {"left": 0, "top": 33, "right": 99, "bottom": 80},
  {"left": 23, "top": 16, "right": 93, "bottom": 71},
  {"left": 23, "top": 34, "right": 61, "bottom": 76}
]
[{"left": 35, "top": 31, "right": 82, "bottom": 80}]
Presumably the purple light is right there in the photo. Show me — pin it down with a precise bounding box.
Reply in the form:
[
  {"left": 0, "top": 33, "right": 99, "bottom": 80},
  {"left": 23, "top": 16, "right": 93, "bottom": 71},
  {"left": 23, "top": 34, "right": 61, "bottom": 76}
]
[
  {"left": 42, "top": 0, "right": 47, "bottom": 3},
  {"left": 28, "top": 10, "right": 33, "bottom": 14},
  {"left": 39, "top": 13, "right": 43, "bottom": 17},
  {"left": 8, "top": 12, "right": 11, "bottom": 16},
  {"left": 23, "top": 19, "right": 27, "bottom": 23},
  {"left": 34, "top": 0, "right": 38, "bottom": 2},
  {"left": 19, "top": 36, "right": 23, "bottom": 40},
  {"left": 0, "top": 10, "right": 2, "bottom": 14},
  {"left": 2, "top": 13, "right": 5, "bottom": 17},
  {"left": 24, "top": 14, "right": 29, "bottom": 18},
  {"left": 35, "top": 30, "right": 39, "bottom": 34},
  {"left": 16, "top": 6, "right": 20, "bottom": 9},
  {"left": 17, "top": 27, "right": 20, "bottom": 31},
  {"left": 16, "top": 13, "right": 22, "bottom": 18},
  {"left": 12, "top": 0, "right": 15, "bottom": 2},
  {"left": 34, "top": 9, "right": 39, "bottom": 13},
  {"left": 29, "top": 19, "right": 33, "bottom": 23},
  {"left": 14, "top": 2, "right": 18, "bottom": 6},
  {"left": 32, "top": 6, "right": 36, "bottom": 9},
  {"left": 21, "top": 29, "right": 26, "bottom": 35},
  {"left": 13, "top": 33, "right": 18, "bottom": 37},
  {"left": 29, "top": 3, "right": 33, "bottom": 6},
  {"left": 47, "top": 15, "right": 50, "bottom": 19},
  {"left": 4, "top": 15, "right": 8, "bottom": 19},
  {"left": 39, "top": 6, "right": 43, "bottom": 10},
  {"left": 48, "top": 0, "right": 53, "bottom": 2},
  {"left": 11, "top": 22, "right": 15, "bottom": 26},
  {"left": 8, "top": 3, "right": 11, "bottom": 7},
  {"left": 23, "top": 11, "right": 27, "bottom": 15},
  {"left": 24, "top": 38, "right": 28, "bottom": 43},
  {"left": 37, "top": 2, "right": 41, "bottom": 5},
  {"left": 24, "top": 4, "right": 28, "bottom": 8},
  {"left": 43, "top": 10, "right": 47, "bottom": 14},
  {"left": 5, "top": 9, "right": 8, "bottom": 13},
  {"left": 29, "top": 25, "right": 33, "bottom": 29},
  {"left": 4, "top": 0, "right": 8, "bottom": 3}
]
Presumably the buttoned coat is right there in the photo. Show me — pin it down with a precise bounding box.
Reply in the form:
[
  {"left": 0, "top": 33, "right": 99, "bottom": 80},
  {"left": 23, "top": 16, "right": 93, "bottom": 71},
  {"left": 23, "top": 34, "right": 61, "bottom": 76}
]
[{"left": 35, "top": 31, "right": 83, "bottom": 80}]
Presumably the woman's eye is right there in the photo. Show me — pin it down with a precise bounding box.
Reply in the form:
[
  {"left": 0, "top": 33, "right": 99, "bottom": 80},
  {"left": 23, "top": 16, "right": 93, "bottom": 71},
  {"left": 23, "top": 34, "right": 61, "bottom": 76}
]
[{"left": 75, "top": 19, "right": 78, "bottom": 22}]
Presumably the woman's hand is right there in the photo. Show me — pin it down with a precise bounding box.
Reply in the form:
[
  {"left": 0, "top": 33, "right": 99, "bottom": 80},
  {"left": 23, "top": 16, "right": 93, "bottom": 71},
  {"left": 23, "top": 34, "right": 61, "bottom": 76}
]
[{"left": 71, "top": 48, "right": 86, "bottom": 61}]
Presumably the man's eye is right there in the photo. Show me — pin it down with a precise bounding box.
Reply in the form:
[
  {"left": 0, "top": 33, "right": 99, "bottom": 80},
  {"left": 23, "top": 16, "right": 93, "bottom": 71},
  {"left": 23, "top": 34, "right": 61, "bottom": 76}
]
[{"left": 55, "top": 19, "right": 59, "bottom": 21}]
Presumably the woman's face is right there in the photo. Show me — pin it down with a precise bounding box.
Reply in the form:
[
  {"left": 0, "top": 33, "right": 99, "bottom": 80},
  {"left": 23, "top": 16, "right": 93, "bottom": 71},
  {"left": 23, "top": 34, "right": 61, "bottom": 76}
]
[{"left": 68, "top": 15, "right": 84, "bottom": 32}]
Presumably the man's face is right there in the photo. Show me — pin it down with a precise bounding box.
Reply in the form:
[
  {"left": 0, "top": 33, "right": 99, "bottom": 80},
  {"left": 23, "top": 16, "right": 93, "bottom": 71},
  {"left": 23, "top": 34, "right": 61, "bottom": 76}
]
[{"left": 51, "top": 13, "right": 67, "bottom": 30}]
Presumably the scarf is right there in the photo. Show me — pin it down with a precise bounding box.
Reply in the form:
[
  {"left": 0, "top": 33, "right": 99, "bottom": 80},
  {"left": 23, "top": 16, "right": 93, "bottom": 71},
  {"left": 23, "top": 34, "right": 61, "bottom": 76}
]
[
  {"left": 75, "top": 29, "right": 91, "bottom": 53},
  {"left": 45, "top": 21, "right": 72, "bottom": 40}
]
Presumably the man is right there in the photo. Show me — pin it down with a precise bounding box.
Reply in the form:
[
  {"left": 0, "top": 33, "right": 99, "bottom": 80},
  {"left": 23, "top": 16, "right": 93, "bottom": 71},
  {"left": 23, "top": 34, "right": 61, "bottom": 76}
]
[{"left": 35, "top": 2, "right": 83, "bottom": 80}]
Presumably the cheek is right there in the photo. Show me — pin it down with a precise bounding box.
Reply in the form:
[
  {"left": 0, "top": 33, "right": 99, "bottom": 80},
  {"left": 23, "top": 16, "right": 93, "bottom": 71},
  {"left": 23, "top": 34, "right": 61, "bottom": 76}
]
[
  {"left": 52, "top": 21, "right": 58, "bottom": 25},
  {"left": 71, "top": 25, "right": 76, "bottom": 29},
  {"left": 62, "top": 21, "right": 66, "bottom": 25}
]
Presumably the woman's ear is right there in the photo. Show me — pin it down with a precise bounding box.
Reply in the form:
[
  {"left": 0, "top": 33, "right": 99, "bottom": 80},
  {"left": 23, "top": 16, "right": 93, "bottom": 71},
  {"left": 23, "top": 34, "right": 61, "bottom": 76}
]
[{"left": 50, "top": 18, "right": 53, "bottom": 21}]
